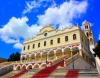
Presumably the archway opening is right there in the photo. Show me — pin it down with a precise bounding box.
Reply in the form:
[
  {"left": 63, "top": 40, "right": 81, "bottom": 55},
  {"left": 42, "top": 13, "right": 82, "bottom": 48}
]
[
  {"left": 56, "top": 49, "right": 62, "bottom": 58},
  {"left": 41, "top": 64, "right": 46, "bottom": 68},
  {"left": 17, "top": 66, "right": 20, "bottom": 70},
  {"left": 90, "top": 38, "right": 93, "bottom": 44},
  {"left": 36, "top": 53, "right": 41, "bottom": 61},
  {"left": 72, "top": 47, "right": 79, "bottom": 55},
  {"left": 27, "top": 65, "right": 32, "bottom": 70},
  {"left": 31, "top": 54, "right": 35, "bottom": 61},
  {"left": 64, "top": 48, "right": 71, "bottom": 58},
  {"left": 34, "top": 65, "right": 39, "bottom": 69},
  {"left": 26, "top": 54, "right": 29, "bottom": 62},
  {"left": 41, "top": 52, "right": 47, "bottom": 61},
  {"left": 22, "top": 65, "right": 26, "bottom": 70},
  {"left": 48, "top": 51, "right": 54, "bottom": 60}
]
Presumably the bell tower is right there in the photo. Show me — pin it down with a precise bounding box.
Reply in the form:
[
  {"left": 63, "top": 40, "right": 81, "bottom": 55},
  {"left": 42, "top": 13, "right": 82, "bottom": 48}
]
[{"left": 84, "top": 20, "right": 94, "bottom": 45}]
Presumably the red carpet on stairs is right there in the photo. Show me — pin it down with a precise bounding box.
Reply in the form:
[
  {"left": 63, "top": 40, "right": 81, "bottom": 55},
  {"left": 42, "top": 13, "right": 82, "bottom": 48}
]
[
  {"left": 31, "top": 65, "right": 58, "bottom": 78},
  {"left": 65, "top": 70, "right": 79, "bottom": 78},
  {"left": 31, "top": 61, "right": 64, "bottom": 78},
  {"left": 10, "top": 70, "right": 28, "bottom": 78}
]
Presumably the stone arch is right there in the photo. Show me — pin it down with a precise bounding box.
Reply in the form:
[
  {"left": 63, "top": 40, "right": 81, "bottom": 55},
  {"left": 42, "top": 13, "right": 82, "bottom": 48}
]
[
  {"left": 21, "top": 56, "right": 26, "bottom": 62},
  {"left": 64, "top": 48, "right": 71, "bottom": 57},
  {"left": 26, "top": 54, "right": 29, "bottom": 62},
  {"left": 16, "top": 66, "right": 20, "bottom": 70},
  {"left": 41, "top": 52, "right": 47, "bottom": 61},
  {"left": 34, "top": 65, "right": 39, "bottom": 69},
  {"left": 90, "top": 38, "right": 93, "bottom": 44},
  {"left": 30, "top": 54, "right": 35, "bottom": 61},
  {"left": 72, "top": 47, "right": 79, "bottom": 55},
  {"left": 36, "top": 53, "right": 41, "bottom": 61},
  {"left": 41, "top": 64, "right": 46, "bottom": 68},
  {"left": 56, "top": 49, "right": 62, "bottom": 58},
  {"left": 27, "top": 65, "right": 32, "bottom": 70},
  {"left": 48, "top": 51, "right": 54, "bottom": 60},
  {"left": 22, "top": 65, "right": 26, "bottom": 70}
]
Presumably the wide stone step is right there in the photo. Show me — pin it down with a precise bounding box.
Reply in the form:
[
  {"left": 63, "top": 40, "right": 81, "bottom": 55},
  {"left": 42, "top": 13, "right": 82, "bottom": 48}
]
[{"left": 0, "top": 71, "right": 20, "bottom": 77}]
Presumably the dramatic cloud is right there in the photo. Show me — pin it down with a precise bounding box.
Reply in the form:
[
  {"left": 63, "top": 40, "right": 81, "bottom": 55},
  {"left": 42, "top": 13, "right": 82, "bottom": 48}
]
[
  {"left": 0, "top": 0, "right": 88, "bottom": 49},
  {"left": 22, "top": 0, "right": 54, "bottom": 14},
  {"left": 37, "top": 0, "right": 88, "bottom": 29},
  {"left": 13, "top": 42, "right": 22, "bottom": 49},
  {"left": 0, "top": 16, "right": 43, "bottom": 49}
]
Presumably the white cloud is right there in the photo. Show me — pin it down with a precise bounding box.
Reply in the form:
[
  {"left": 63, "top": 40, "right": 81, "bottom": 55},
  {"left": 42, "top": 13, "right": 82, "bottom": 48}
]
[
  {"left": 0, "top": 0, "right": 88, "bottom": 49},
  {"left": 23, "top": 0, "right": 53, "bottom": 14},
  {"left": 13, "top": 42, "right": 22, "bottom": 49},
  {"left": 0, "top": 16, "right": 43, "bottom": 40},
  {"left": 23, "top": 1, "right": 41, "bottom": 14},
  {"left": 99, "top": 34, "right": 100, "bottom": 40},
  {"left": 37, "top": 0, "right": 88, "bottom": 29},
  {"left": 0, "top": 16, "right": 43, "bottom": 49}
]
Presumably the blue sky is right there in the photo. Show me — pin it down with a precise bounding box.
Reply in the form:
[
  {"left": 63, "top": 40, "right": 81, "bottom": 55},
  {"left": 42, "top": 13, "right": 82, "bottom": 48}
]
[{"left": 0, "top": 0, "right": 100, "bottom": 59}]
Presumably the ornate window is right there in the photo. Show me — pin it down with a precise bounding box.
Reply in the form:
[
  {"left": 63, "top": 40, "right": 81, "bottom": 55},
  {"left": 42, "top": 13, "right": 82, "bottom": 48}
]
[
  {"left": 57, "top": 38, "right": 60, "bottom": 43},
  {"left": 44, "top": 33, "right": 47, "bottom": 36},
  {"left": 50, "top": 40, "right": 53, "bottom": 45},
  {"left": 23, "top": 46, "right": 25, "bottom": 50},
  {"left": 33, "top": 44, "right": 35, "bottom": 48},
  {"left": 65, "top": 36, "right": 68, "bottom": 41},
  {"left": 73, "top": 34, "right": 76, "bottom": 40},
  {"left": 44, "top": 41, "right": 46, "bottom": 46},
  {"left": 38, "top": 43, "right": 40, "bottom": 47},
  {"left": 28, "top": 45, "right": 30, "bottom": 50}
]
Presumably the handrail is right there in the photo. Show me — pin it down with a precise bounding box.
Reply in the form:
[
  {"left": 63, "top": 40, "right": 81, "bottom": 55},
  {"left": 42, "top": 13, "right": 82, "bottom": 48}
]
[
  {"left": 51, "top": 55, "right": 68, "bottom": 66},
  {"left": 0, "top": 63, "right": 13, "bottom": 69},
  {"left": 65, "top": 53, "right": 93, "bottom": 67}
]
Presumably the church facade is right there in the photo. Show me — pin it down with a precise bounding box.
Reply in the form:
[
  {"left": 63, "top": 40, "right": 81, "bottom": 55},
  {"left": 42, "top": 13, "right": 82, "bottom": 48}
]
[{"left": 13, "top": 21, "right": 95, "bottom": 70}]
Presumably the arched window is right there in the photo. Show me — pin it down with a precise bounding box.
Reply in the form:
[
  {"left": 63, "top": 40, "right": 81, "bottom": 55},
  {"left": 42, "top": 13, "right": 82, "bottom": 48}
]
[
  {"left": 28, "top": 45, "right": 30, "bottom": 50},
  {"left": 73, "top": 34, "right": 76, "bottom": 40},
  {"left": 90, "top": 38, "right": 93, "bottom": 44},
  {"left": 65, "top": 36, "right": 68, "bottom": 41},
  {"left": 44, "top": 41, "right": 46, "bottom": 46},
  {"left": 87, "top": 25, "right": 88, "bottom": 29},
  {"left": 33, "top": 44, "right": 35, "bottom": 48},
  {"left": 86, "top": 32, "right": 89, "bottom": 36},
  {"left": 38, "top": 43, "right": 40, "bottom": 47},
  {"left": 23, "top": 46, "right": 25, "bottom": 50},
  {"left": 57, "top": 38, "right": 60, "bottom": 43},
  {"left": 50, "top": 40, "right": 53, "bottom": 45}
]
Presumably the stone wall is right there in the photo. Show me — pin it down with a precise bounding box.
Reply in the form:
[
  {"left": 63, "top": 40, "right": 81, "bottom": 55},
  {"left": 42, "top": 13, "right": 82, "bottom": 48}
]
[
  {"left": 95, "top": 56, "right": 100, "bottom": 74},
  {"left": 0, "top": 64, "right": 13, "bottom": 76},
  {"left": 66, "top": 57, "right": 93, "bottom": 69}
]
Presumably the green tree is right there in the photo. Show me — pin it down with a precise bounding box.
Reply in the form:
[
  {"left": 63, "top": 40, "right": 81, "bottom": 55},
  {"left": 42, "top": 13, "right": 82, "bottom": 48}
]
[
  {"left": 8, "top": 52, "right": 21, "bottom": 61},
  {"left": 93, "top": 40, "right": 100, "bottom": 58}
]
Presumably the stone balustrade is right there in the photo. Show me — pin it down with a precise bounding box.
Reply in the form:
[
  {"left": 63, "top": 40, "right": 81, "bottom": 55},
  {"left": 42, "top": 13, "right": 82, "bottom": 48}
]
[{"left": 0, "top": 64, "right": 13, "bottom": 76}]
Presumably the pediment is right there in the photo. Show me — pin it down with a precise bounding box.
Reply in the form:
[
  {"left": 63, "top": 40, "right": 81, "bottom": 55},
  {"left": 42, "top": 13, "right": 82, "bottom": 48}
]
[{"left": 39, "top": 25, "right": 55, "bottom": 34}]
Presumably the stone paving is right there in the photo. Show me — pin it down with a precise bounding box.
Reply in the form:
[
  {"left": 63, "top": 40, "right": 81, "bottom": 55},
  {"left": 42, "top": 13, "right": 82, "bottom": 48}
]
[{"left": 0, "top": 67, "right": 100, "bottom": 78}]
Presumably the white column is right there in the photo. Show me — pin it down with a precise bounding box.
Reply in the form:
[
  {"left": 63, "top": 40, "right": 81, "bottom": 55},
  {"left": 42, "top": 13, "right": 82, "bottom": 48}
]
[{"left": 79, "top": 50, "right": 82, "bottom": 56}]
